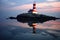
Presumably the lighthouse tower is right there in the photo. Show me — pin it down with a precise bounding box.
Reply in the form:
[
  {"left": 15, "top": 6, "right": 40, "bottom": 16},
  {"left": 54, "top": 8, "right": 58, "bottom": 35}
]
[
  {"left": 32, "top": 2, "right": 37, "bottom": 14},
  {"left": 28, "top": 2, "right": 37, "bottom": 14}
]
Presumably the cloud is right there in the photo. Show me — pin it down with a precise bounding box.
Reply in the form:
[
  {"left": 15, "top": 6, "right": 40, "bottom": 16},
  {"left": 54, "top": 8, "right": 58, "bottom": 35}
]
[
  {"left": 9, "top": 2, "right": 16, "bottom": 5},
  {"left": 9, "top": 2, "right": 60, "bottom": 12},
  {"left": 1, "top": 0, "right": 9, "bottom": 2},
  {"left": 1, "top": 0, "right": 17, "bottom": 6},
  {"left": 46, "top": 0, "right": 57, "bottom": 1},
  {"left": 10, "top": 4, "right": 32, "bottom": 10}
]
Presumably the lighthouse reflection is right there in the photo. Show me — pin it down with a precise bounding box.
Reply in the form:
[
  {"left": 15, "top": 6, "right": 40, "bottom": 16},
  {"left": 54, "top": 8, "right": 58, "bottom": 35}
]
[{"left": 28, "top": 22, "right": 37, "bottom": 33}]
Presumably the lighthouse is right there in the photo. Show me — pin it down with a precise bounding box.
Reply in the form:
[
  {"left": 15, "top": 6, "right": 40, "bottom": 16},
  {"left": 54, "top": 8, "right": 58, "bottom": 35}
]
[
  {"left": 32, "top": 2, "right": 37, "bottom": 14},
  {"left": 28, "top": 2, "right": 37, "bottom": 14}
]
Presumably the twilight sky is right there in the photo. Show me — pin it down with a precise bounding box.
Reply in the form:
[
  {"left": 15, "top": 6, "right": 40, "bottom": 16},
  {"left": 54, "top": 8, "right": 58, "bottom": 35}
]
[{"left": 0, "top": 0, "right": 60, "bottom": 30}]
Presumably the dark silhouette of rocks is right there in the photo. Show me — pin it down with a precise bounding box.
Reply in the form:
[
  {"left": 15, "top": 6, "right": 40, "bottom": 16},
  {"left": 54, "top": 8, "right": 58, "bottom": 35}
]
[{"left": 8, "top": 13, "right": 60, "bottom": 23}]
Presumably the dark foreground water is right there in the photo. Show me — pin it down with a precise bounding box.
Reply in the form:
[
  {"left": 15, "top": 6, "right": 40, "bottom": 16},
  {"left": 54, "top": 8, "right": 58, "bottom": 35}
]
[{"left": 0, "top": 25, "right": 60, "bottom": 40}]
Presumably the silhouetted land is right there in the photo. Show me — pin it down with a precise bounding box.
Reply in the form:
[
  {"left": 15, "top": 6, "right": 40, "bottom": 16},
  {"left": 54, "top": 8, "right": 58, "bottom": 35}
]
[{"left": 8, "top": 13, "right": 60, "bottom": 23}]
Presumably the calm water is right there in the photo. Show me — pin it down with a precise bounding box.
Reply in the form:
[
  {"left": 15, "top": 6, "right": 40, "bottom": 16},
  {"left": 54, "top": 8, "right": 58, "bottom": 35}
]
[{"left": 0, "top": 25, "right": 60, "bottom": 40}]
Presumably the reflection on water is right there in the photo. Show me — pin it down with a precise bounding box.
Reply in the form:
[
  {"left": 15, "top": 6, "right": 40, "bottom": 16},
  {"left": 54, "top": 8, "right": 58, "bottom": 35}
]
[
  {"left": 0, "top": 18, "right": 60, "bottom": 40},
  {"left": 0, "top": 25, "right": 60, "bottom": 40}
]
